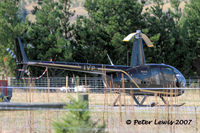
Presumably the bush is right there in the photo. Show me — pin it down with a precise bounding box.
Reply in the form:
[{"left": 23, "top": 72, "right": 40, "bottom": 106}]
[{"left": 53, "top": 94, "right": 106, "bottom": 133}]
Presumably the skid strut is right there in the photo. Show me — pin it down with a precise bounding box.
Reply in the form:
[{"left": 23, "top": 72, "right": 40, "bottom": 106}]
[
  {"left": 113, "top": 94, "right": 121, "bottom": 106},
  {"left": 132, "top": 95, "right": 147, "bottom": 106},
  {"left": 113, "top": 94, "right": 148, "bottom": 106}
]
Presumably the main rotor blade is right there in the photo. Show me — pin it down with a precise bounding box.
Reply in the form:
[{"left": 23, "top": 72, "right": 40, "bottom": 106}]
[
  {"left": 123, "top": 33, "right": 137, "bottom": 42},
  {"left": 141, "top": 33, "right": 154, "bottom": 47}
]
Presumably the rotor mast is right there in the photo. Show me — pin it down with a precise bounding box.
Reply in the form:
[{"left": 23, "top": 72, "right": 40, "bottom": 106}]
[{"left": 123, "top": 30, "right": 153, "bottom": 67}]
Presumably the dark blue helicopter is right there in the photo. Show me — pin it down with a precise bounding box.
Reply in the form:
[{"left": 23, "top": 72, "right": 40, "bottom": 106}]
[{"left": 12, "top": 30, "right": 186, "bottom": 106}]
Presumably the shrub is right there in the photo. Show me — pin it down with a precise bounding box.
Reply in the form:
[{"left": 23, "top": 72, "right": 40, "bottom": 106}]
[{"left": 53, "top": 94, "right": 106, "bottom": 133}]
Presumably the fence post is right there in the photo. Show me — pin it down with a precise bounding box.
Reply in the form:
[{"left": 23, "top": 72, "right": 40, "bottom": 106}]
[{"left": 66, "top": 76, "right": 68, "bottom": 93}]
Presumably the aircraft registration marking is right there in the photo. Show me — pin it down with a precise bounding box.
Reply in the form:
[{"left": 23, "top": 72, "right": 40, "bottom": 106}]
[{"left": 82, "top": 65, "right": 97, "bottom": 71}]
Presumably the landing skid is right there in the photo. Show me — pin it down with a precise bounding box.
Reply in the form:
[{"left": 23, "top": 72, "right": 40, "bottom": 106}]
[
  {"left": 153, "top": 96, "right": 185, "bottom": 107},
  {"left": 152, "top": 103, "right": 185, "bottom": 107},
  {"left": 113, "top": 94, "right": 185, "bottom": 107}
]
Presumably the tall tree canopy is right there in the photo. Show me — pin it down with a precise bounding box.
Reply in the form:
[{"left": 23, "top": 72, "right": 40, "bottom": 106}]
[
  {"left": 143, "top": 0, "right": 184, "bottom": 70},
  {"left": 72, "top": 0, "right": 199, "bottom": 77},
  {"left": 0, "top": 0, "right": 25, "bottom": 77},
  {"left": 73, "top": 0, "right": 145, "bottom": 65},
  {"left": 179, "top": 0, "right": 200, "bottom": 76},
  {"left": 24, "top": 0, "right": 74, "bottom": 76}
]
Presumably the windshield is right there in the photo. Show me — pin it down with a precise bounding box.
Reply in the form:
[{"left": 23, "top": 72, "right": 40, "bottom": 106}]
[{"left": 169, "top": 66, "right": 186, "bottom": 87}]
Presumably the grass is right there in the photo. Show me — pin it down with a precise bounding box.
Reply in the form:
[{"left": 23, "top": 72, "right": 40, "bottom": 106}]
[
  {"left": 10, "top": 88, "right": 200, "bottom": 106},
  {"left": 0, "top": 88, "right": 198, "bottom": 133}
]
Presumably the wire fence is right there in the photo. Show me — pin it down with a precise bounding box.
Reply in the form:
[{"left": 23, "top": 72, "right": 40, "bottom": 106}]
[
  {"left": 0, "top": 76, "right": 199, "bottom": 133},
  {"left": 8, "top": 76, "right": 104, "bottom": 91},
  {"left": 8, "top": 76, "right": 200, "bottom": 87}
]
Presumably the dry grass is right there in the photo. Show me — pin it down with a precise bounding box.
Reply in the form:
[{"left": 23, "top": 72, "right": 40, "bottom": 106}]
[
  {"left": 10, "top": 90, "right": 200, "bottom": 106},
  {"left": 0, "top": 88, "right": 198, "bottom": 133}
]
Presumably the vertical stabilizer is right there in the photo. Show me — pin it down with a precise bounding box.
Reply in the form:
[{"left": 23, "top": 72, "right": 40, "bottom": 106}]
[
  {"left": 15, "top": 37, "right": 28, "bottom": 79},
  {"left": 130, "top": 30, "right": 145, "bottom": 66}
]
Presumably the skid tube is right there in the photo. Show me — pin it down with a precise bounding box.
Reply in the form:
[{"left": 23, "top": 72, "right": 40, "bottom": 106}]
[{"left": 113, "top": 94, "right": 185, "bottom": 107}]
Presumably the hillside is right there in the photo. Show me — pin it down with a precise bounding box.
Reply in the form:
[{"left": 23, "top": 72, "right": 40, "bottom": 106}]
[
  {"left": 143, "top": 1, "right": 185, "bottom": 12},
  {"left": 24, "top": 0, "right": 186, "bottom": 22}
]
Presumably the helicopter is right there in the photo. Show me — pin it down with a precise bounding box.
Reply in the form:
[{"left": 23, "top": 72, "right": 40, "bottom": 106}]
[{"left": 10, "top": 30, "right": 186, "bottom": 106}]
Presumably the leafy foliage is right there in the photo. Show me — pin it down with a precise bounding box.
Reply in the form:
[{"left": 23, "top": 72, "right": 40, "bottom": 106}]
[
  {"left": 72, "top": 0, "right": 199, "bottom": 77},
  {"left": 53, "top": 95, "right": 106, "bottom": 133},
  {"left": 0, "top": 0, "right": 25, "bottom": 77},
  {"left": 142, "top": 0, "right": 194, "bottom": 77},
  {"left": 143, "top": 0, "right": 175, "bottom": 63},
  {"left": 178, "top": 0, "right": 200, "bottom": 76},
  {"left": 24, "top": 0, "right": 74, "bottom": 76},
  {"left": 73, "top": 0, "right": 145, "bottom": 65}
]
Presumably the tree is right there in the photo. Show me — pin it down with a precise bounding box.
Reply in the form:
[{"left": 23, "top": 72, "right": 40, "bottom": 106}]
[
  {"left": 142, "top": 0, "right": 194, "bottom": 76},
  {"left": 143, "top": 0, "right": 200, "bottom": 77},
  {"left": 53, "top": 95, "right": 106, "bottom": 133},
  {"left": 143, "top": 0, "right": 176, "bottom": 63},
  {"left": 0, "top": 0, "right": 25, "bottom": 77},
  {"left": 179, "top": 0, "right": 200, "bottom": 77},
  {"left": 24, "top": 0, "right": 74, "bottom": 77},
  {"left": 17, "top": 0, "right": 29, "bottom": 21},
  {"left": 73, "top": 0, "right": 145, "bottom": 65}
]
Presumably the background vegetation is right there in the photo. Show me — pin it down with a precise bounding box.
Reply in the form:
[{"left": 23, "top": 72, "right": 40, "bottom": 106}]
[{"left": 0, "top": 0, "right": 199, "bottom": 78}]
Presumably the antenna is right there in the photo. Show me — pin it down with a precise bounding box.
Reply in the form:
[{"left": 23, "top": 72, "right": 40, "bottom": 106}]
[{"left": 107, "top": 54, "right": 114, "bottom": 66}]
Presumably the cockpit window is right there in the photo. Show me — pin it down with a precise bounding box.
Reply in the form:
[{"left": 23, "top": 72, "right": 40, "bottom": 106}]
[
  {"left": 151, "top": 67, "right": 162, "bottom": 85},
  {"left": 169, "top": 66, "right": 186, "bottom": 87},
  {"left": 161, "top": 67, "right": 174, "bottom": 82}
]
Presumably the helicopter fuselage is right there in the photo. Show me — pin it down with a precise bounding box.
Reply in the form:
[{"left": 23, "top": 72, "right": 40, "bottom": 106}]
[{"left": 107, "top": 64, "right": 186, "bottom": 96}]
